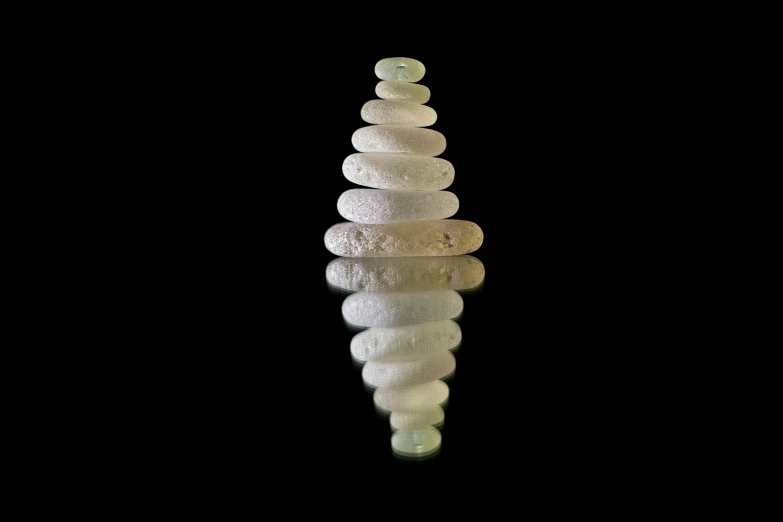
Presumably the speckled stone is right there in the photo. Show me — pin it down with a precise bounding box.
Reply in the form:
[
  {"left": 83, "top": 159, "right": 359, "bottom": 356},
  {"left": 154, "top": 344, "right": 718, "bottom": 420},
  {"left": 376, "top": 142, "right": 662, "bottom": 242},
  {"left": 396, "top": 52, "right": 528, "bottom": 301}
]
[
  {"left": 342, "top": 152, "right": 454, "bottom": 191},
  {"left": 374, "top": 380, "right": 449, "bottom": 413},
  {"left": 324, "top": 219, "right": 483, "bottom": 257},
  {"left": 375, "top": 80, "right": 431, "bottom": 104},
  {"left": 327, "top": 256, "right": 485, "bottom": 293},
  {"left": 341, "top": 290, "right": 463, "bottom": 328},
  {"left": 337, "top": 189, "right": 458, "bottom": 224},
  {"left": 351, "top": 125, "right": 446, "bottom": 156},
  {"left": 362, "top": 351, "right": 456, "bottom": 389},
  {"left": 375, "top": 57, "right": 425, "bottom": 82},
  {"left": 360, "top": 99, "right": 437, "bottom": 127},
  {"left": 350, "top": 321, "right": 461, "bottom": 362}
]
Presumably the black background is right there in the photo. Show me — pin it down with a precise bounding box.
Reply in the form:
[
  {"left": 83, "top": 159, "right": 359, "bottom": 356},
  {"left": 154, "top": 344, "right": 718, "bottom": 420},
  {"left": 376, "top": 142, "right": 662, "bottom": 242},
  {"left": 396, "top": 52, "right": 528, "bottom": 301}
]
[{"left": 7, "top": 15, "right": 689, "bottom": 479}]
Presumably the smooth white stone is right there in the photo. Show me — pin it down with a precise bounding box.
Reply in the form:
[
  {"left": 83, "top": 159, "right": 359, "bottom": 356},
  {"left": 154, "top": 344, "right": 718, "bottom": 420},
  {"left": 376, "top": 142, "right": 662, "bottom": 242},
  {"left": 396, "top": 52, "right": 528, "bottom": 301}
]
[
  {"left": 342, "top": 152, "right": 454, "bottom": 191},
  {"left": 360, "top": 100, "right": 437, "bottom": 127},
  {"left": 324, "top": 220, "right": 484, "bottom": 257},
  {"left": 390, "top": 408, "right": 444, "bottom": 431},
  {"left": 342, "top": 290, "right": 463, "bottom": 328},
  {"left": 374, "top": 380, "right": 449, "bottom": 413},
  {"left": 375, "top": 80, "right": 431, "bottom": 104},
  {"left": 350, "top": 321, "right": 462, "bottom": 362},
  {"left": 327, "top": 256, "right": 485, "bottom": 293},
  {"left": 337, "top": 189, "right": 458, "bottom": 224},
  {"left": 375, "top": 57, "right": 425, "bottom": 82},
  {"left": 391, "top": 428, "right": 441, "bottom": 458},
  {"left": 362, "top": 351, "right": 456, "bottom": 389},
  {"left": 351, "top": 125, "right": 446, "bottom": 156}
]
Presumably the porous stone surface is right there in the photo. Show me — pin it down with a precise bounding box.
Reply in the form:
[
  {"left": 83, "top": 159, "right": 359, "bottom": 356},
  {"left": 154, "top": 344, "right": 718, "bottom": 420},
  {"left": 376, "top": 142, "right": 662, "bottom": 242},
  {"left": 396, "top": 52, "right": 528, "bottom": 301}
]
[
  {"left": 342, "top": 152, "right": 454, "bottom": 191},
  {"left": 351, "top": 125, "right": 446, "bottom": 156},
  {"left": 374, "top": 380, "right": 449, "bottom": 413},
  {"left": 336, "top": 189, "right": 458, "bottom": 224},
  {"left": 324, "top": 219, "right": 484, "bottom": 257},
  {"left": 375, "top": 80, "right": 431, "bottom": 104},
  {"left": 362, "top": 351, "right": 456, "bottom": 389},
  {"left": 350, "top": 321, "right": 462, "bottom": 362},
  {"left": 390, "top": 408, "right": 444, "bottom": 431},
  {"left": 391, "top": 427, "right": 441, "bottom": 457},
  {"left": 360, "top": 99, "right": 437, "bottom": 127},
  {"left": 375, "top": 57, "right": 425, "bottom": 82},
  {"left": 327, "top": 256, "right": 485, "bottom": 293},
  {"left": 341, "top": 290, "right": 463, "bottom": 328}
]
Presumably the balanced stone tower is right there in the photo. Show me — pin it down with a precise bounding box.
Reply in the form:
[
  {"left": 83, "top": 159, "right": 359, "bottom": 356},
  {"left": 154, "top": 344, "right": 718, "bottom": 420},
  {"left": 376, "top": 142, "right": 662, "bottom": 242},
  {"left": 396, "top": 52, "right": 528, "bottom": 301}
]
[{"left": 325, "top": 57, "right": 484, "bottom": 460}]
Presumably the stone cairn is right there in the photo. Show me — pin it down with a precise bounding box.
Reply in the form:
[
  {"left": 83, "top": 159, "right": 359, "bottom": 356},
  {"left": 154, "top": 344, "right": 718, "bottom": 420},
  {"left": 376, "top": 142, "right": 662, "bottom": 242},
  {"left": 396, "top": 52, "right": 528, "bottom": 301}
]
[{"left": 325, "top": 57, "right": 484, "bottom": 460}]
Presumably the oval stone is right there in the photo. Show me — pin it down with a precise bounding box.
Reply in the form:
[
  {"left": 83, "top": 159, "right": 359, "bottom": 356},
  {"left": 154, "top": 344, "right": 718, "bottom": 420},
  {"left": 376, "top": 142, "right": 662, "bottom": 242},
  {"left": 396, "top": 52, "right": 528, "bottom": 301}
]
[
  {"left": 375, "top": 57, "right": 425, "bottom": 82},
  {"left": 360, "top": 100, "right": 437, "bottom": 127},
  {"left": 362, "top": 351, "right": 456, "bottom": 389},
  {"left": 376, "top": 80, "right": 431, "bottom": 104},
  {"left": 342, "top": 290, "right": 463, "bottom": 328},
  {"left": 351, "top": 125, "right": 446, "bottom": 156},
  {"left": 327, "top": 256, "right": 485, "bottom": 293},
  {"left": 324, "top": 219, "right": 484, "bottom": 257},
  {"left": 390, "top": 408, "right": 444, "bottom": 431},
  {"left": 391, "top": 428, "right": 441, "bottom": 458},
  {"left": 374, "top": 380, "right": 449, "bottom": 413},
  {"left": 342, "top": 152, "right": 454, "bottom": 191},
  {"left": 350, "top": 321, "right": 462, "bottom": 362},
  {"left": 337, "top": 189, "right": 458, "bottom": 224}
]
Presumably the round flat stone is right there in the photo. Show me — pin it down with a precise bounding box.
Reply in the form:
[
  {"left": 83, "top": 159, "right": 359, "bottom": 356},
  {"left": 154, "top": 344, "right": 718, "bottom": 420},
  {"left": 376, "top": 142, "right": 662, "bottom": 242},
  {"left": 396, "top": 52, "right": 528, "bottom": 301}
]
[
  {"left": 342, "top": 152, "right": 454, "bottom": 191},
  {"left": 360, "top": 99, "right": 437, "bottom": 127},
  {"left": 376, "top": 80, "right": 431, "bottom": 104},
  {"left": 324, "top": 219, "right": 484, "bottom": 257},
  {"left": 351, "top": 125, "right": 446, "bottom": 156},
  {"left": 337, "top": 189, "right": 458, "bottom": 224},
  {"left": 391, "top": 428, "right": 441, "bottom": 458},
  {"left": 326, "top": 256, "right": 485, "bottom": 293},
  {"left": 390, "top": 408, "right": 444, "bottom": 431},
  {"left": 375, "top": 57, "right": 425, "bottom": 82},
  {"left": 362, "top": 351, "right": 456, "bottom": 389},
  {"left": 342, "top": 290, "right": 463, "bottom": 328},
  {"left": 374, "top": 380, "right": 449, "bottom": 413},
  {"left": 350, "top": 321, "right": 462, "bottom": 362}
]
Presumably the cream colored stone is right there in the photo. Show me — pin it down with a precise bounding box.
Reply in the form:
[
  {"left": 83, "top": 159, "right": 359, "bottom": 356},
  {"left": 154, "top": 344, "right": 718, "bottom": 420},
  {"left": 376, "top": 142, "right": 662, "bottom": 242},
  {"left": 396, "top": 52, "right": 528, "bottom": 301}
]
[
  {"left": 375, "top": 57, "right": 425, "bottom": 82},
  {"left": 390, "top": 408, "right": 444, "bottom": 431},
  {"left": 362, "top": 351, "right": 455, "bottom": 389},
  {"left": 342, "top": 152, "right": 454, "bottom": 191},
  {"left": 375, "top": 80, "right": 430, "bottom": 104},
  {"left": 350, "top": 321, "right": 461, "bottom": 362},
  {"left": 360, "top": 99, "right": 437, "bottom": 127},
  {"left": 374, "top": 380, "right": 449, "bottom": 413},
  {"left": 351, "top": 125, "right": 446, "bottom": 156},
  {"left": 341, "top": 290, "right": 462, "bottom": 328},
  {"left": 337, "top": 189, "right": 458, "bottom": 224},
  {"left": 391, "top": 428, "right": 441, "bottom": 458}
]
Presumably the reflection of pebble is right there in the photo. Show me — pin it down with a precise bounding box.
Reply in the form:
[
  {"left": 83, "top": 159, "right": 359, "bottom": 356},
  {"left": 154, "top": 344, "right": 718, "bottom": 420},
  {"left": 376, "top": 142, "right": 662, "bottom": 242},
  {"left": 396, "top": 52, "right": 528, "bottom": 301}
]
[
  {"left": 351, "top": 125, "right": 446, "bottom": 156},
  {"left": 337, "top": 189, "right": 458, "bottom": 224},
  {"left": 342, "top": 290, "right": 463, "bottom": 328},
  {"left": 342, "top": 152, "right": 454, "bottom": 191},
  {"left": 391, "top": 427, "right": 441, "bottom": 457},
  {"left": 350, "top": 320, "right": 461, "bottom": 362},
  {"left": 374, "top": 380, "right": 449, "bottom": 413},
  {"left": 374, "top": 57, "right": 425, "bottom": 82},
  {"left": 375, "top": 80, "right": 430, "bottom": 104},
  {"left": 390, "top": 407, "right": 444, "bottom": 431},
  {"left": 327, "top": 256, "right": 485, "bottom": 293},
  {"left": 362, "top": 351, "right": 456, "bottom": 388}
]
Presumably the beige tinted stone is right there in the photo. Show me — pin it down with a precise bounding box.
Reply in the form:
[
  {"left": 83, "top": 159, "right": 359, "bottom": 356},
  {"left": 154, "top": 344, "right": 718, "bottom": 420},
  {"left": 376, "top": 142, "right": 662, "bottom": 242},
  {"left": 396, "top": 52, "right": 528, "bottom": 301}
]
[
  {"left": 337, "top": 189, "right": 458, "bottom": 224},
  {"left": 390, "top": 408, "right": 444, "bottom": 431},
  {"left": 341, "top": 290, "right": 463, "bottom": 328},
  {"left": 375, "top": 57, "right": 425, "bottom": 82},
  {"left": 374, "top": 380, "right": 449, "bottom": 413},
  {"left": 342, "top": 152, "right": 454, "bottom": 191},
  {"left": 375, "top": 80, "right": 431, "bottom": 104},
  {"left": 362, "top": 351, "right": 456, "bottom": 389},
  {"left": 351, "top": 125, "right": 446, "bottom": 156},
  {"left": 360, "top": 100, "right": 437, "bottom": 127},
  {"left": 327, "top": 256, "right": 485, "bottom": 293},
  {"left": 324, "top": 219, "right": 483, "bottom": 257},
  {"left": 350, "top": 321, "right": 462, "bottom": 362}
]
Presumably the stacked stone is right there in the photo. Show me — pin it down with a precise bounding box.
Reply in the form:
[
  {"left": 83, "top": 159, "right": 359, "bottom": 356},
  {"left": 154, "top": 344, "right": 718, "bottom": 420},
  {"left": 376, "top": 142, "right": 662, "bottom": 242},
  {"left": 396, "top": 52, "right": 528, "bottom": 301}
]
[{"left": 324, "top": 57, "right": 484, "bottom": 460}]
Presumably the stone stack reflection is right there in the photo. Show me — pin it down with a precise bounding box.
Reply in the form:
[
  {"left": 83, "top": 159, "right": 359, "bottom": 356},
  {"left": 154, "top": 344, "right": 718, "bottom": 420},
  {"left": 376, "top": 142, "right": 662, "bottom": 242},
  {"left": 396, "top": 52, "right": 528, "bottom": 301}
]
[{"left": 324, "top": 57, "right": 484, "bottom": 460}]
